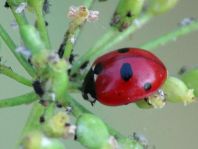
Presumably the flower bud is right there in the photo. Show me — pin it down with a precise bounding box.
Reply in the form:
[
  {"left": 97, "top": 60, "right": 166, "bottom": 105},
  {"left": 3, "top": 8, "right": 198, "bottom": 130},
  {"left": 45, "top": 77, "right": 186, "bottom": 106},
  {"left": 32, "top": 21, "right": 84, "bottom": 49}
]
[
  {"left": 147, "top": 0, "right": 179, "bottom": 15},
  {"left": 136, "top": 99, "right": 153, "bottom": 109},
  {"left": 21, "top": 131, "right": 65, "bottom": 149},
  {"left": 110, "top": 0, "right": 145, "bottom": 31},
  {"left": 136, "top": 89, "right": 166, "bottom": 109},
  {"left": 162, "top": 76, "right": 195, "bottom": 105},
  {"left": 181, "top": 69, "right": 198, "bottom": 97},
  {"left": 43, "top": 112, "right": 71, "bottom": 138},
  {"left": 76, "top": 113, "right": 110, "bottom": 149}
]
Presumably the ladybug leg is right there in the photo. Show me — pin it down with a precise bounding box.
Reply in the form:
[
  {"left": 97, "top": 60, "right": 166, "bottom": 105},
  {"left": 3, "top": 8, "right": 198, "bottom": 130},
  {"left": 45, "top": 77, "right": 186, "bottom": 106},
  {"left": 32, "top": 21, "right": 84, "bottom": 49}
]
[{"left": 85, "top": 93, "right": 97, "bottom": 106}]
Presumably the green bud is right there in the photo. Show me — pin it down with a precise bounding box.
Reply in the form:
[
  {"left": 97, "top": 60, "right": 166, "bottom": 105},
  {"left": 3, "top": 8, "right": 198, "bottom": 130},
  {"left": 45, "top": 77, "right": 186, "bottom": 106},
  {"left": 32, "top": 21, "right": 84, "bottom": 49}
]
[
  {"left": 148, "top": 0, "right": 179, "bottom": 15},
  {"left": 48, "top": 59, "right": 68, "bottom": 100},
  {"left": 21, "top": 131, "right": 65, "bottom": 149},
  {"left": 19, "top": 25, "right": 46, "bottom": 55},
  {"left": 111, "top": 0, "right": 145, "bottom": 31},
  {"left": 136, "top": 89, "right": 166, "bottom": 109},
  {"left": 162, "top": 76, "right": 195, "bottom": 105},
  {"left": 181, "top": 69, "right": 198, "bottom": 97},
  {"left": 43, "top": 112, "right": 70, "bottom": 138},
  {"left": 136, "top": 99, "right": 153, "bottom": 109},
  {"left": 76, "top": 113, "right": 110, "bottom": 149}
]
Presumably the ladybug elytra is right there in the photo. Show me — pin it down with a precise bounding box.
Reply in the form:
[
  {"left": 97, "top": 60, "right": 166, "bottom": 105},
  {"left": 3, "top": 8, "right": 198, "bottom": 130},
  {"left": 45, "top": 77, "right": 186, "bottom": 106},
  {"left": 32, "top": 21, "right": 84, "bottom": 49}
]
[{"left": 82, "top": 48, "right": 167, "bottom": 106}]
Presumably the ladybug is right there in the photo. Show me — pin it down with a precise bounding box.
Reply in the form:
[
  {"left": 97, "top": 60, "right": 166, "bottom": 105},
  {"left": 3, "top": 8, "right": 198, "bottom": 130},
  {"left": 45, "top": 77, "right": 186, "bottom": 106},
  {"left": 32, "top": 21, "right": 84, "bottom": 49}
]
[{"left": 82, "top": 48, "right": 167, "bottom": 106}]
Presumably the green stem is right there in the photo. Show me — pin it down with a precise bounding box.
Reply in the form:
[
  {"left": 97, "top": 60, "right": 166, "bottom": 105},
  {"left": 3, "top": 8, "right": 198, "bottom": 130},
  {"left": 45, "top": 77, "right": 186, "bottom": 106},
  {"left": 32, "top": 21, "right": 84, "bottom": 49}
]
[
  {"left": 20, "top": 102, "right": 44, "bottom": 136},
  {"left": 140, "top": 21, "right": 198, "bottom": 50},
  {"left": 21, "top": 102, "right": 55, "bottom": 137},
  {"left": 63, "top": 93, "right": 89, "bottom": 117},
  {"left": 35, "top": 8, "right": 51, "bottom": 49},
  {"left": 59, "top": 0, "right": 95, "bottom": 59},
  {"left": 11, "top": 9, "right": 28, "bottom": 26},
  {"left": 71, "top": 13, "right": 152, "bottom": 75},
  {"left": 0, "top": 92, "right": 37, "bottom": 108},
  {"left": 0, "top": 64, "right": 32, "bottom": 86},
  {"left": 0, "top": 24, "right": 35, "bottom": 76}
]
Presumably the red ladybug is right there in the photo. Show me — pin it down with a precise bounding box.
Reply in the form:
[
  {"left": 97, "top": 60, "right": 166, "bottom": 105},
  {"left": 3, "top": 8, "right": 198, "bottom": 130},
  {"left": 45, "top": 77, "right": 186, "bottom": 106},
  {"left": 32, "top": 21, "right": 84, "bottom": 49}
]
[{"left": 82, "top": 48, "right": 167, "bottom": 106}]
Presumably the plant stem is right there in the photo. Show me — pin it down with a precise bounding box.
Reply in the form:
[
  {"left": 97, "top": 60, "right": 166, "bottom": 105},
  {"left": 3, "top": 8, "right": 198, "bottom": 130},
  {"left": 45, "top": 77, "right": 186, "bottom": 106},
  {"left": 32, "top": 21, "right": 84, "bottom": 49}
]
[
  {"left": 0, "top": 92, "right": 37, "bottom": 108},
  {"left": 0, "top": 64, "right": 32, "bottom": 86},
  {"left": 21, "top": 102, "right": 55, "bottom": 136},
  {"left": 140, "top": 21, "right": 198, "bottom": 50},
  {"left": 71, "top": 13, "right": 153, "bottom": 75},
  {"left": 35, "top": 8, "right": 51, "bottom": 49},
  {"left": 20, "top": 102, "right": 44, "bottom": 136},
  {"left": 0, "top": 24, "right": 35, "bottom": 76},
  {"left": 11, "top": 9, "right": 28, "bottom": 26},
  {"left": 63, "top": 93, "right": 90, "bottom": 117},
  {"left": 58, "top": 0, "right": 95, "bottom": 59}
]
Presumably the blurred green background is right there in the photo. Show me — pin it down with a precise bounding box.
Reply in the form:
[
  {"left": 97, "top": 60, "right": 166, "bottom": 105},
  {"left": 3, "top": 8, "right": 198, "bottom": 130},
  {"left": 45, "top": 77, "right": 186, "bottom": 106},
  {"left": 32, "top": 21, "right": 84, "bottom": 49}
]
[{"left": 0, "top": 0, "right": 198, "bottom": 148}]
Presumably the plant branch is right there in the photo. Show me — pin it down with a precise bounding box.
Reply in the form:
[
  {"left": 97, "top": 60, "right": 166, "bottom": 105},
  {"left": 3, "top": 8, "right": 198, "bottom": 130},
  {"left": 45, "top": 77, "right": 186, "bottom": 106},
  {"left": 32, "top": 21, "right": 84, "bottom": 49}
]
[
  {"left": 35, "top": 8, "right": 51, "bottom": 49},
  {"left": 21, "top": 102, "right": 55, "bottom": 136},
  {"left": 70, "top": 13, "right": 153, "bottom": 75},
  {"left": 140, "top": 21, "right": 198, "bottom": 50},
  {"left": 0, "top": 24, "right": 35, "bottom": 76},
  {"left": 0, "top": 92, "right": 37, "bottom": 108},
  {"left": 0, "top": 64, "right": 32, "bottom": 86},
  {"left": 58, "top": 0, "right": 95, "bottom": 59}
]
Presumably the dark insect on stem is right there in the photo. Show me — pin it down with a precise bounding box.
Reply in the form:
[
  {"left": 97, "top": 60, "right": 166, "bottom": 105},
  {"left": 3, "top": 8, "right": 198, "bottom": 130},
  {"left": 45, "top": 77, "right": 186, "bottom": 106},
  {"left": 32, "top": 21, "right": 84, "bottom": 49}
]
[
  {"left": 4, "top": 1, "right": 9, "bottom": 8},
  {"left": 178, "top": 66, "right": 187, "bottom": 75},
  {"left": 56, "top": 102, "right": 63, "bottom": 108},
  {"left": 65, "top": 123, "right": 71, "bottom": 127},
  {"left": 43, "top": 0, "right": 51, "bottom": 14},
  {"left": 80, "top": 61, "right": 89, "bottom": 70},
  {"left": 39, "top": 115, "right": 45, "bottom": 123},
  {"left": 69, "top": 53, "right": 77, "bottom": 64},
  {"left": 45, "top": 21, "right": 49, "bottom": 26},
  {"left": 32, "top": 80, "right": 44, "bottom": 97},
  {"left": 39, "top": 99, "right": 49, "bottom": 107},
  {"left": 126, "top": 11, "right": 133, "bottom": 18}
]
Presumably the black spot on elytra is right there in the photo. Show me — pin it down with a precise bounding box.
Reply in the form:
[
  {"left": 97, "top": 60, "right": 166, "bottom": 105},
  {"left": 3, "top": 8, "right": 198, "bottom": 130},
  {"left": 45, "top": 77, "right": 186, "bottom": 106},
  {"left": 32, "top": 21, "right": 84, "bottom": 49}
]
[
  {"left": 82, "top": 69, "right": 97, "bottom": 105},
  {"left": 93, "top": 63, "right": 103, "bottom": 74},
  {"left": 118, "top": 48, "right": 129, "bottom": 53},
  {"left": 144, "top": 82, "right": 152, "bottom": 91},
  {"left": 126, "top": 11, "right": 132, "bottom": 17},
  {"left": 120, "top": 63, "right": 133, "bottom": 81},
  {"left": 32, "top": 80, "right": 44, "bottom": 97}
]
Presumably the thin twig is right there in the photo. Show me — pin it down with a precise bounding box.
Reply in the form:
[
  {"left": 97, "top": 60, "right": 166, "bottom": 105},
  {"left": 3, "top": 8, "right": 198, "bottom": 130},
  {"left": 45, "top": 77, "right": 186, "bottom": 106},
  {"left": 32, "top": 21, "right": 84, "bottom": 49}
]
[
  {"left": 0, "top": 92, "right": 37, "bottom": 108},
  {"left": 140, "top": 21, "right": 198, "bottom": 50},
  {"left": 0, "top": 64, "right": 32, "bottom": 86},
  {"left": 0, "top": 24, "right": 35, "bottom": 76}
]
